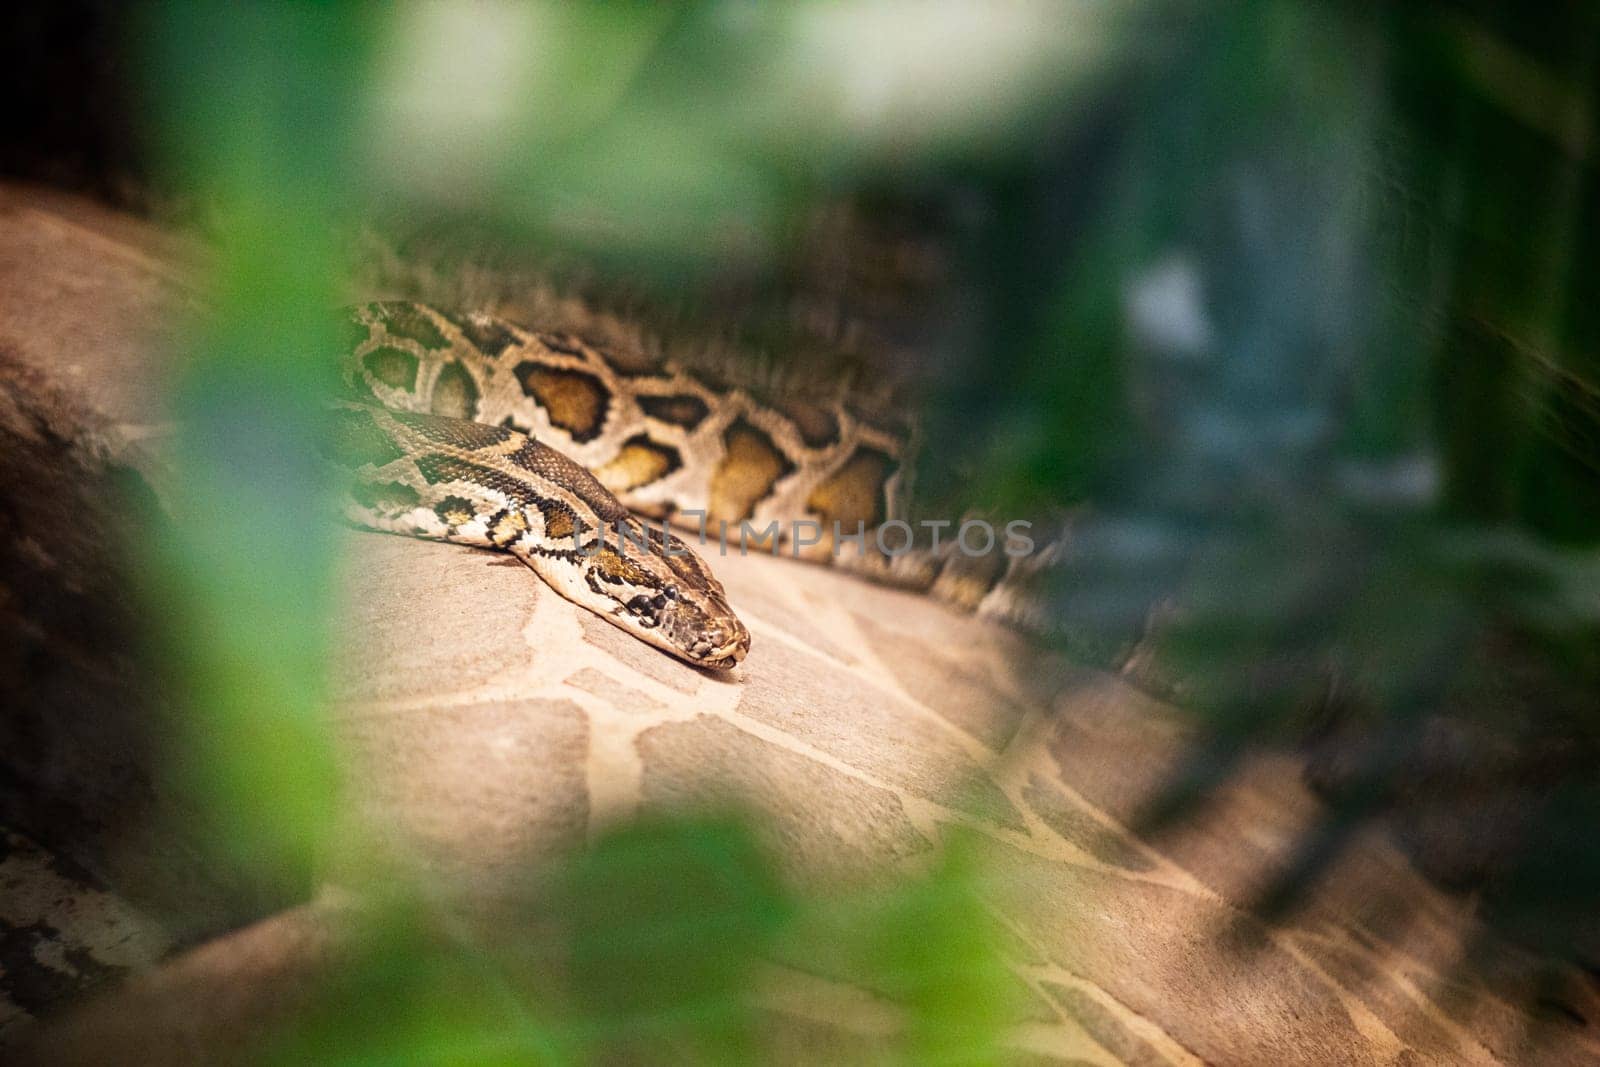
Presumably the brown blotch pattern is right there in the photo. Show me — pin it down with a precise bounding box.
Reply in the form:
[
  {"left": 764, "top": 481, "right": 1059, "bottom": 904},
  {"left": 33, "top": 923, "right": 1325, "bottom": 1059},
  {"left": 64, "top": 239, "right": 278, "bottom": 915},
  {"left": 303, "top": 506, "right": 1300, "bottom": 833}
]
[
  {"left": 432, "top": 495, "right": 478, "bottom": 527},
  {"left": 487, "top": 508, "right": 529, "bottom": 546},
  {"left": 709, "top": 419, "right": 796, "bottom": 522},
  {"left": 363, "top": 345, "right": 419, "bottom": 391},
  {"left": 600, "top": 343, "right": 662, "bottom": 376},
  {"left": 594, "top": 434, "right": 683, "bottom": 493},
  {"left": 514, "top": 362, "right": 610, "bottom": 443},
  {"left": 781, "top": 400, "right": 841, "bottom": 449},
  {"left": 443, "top": 311, "right": 518, "bottom": 358},
  {"left": 806, "top": 447, "right": 896, "bottom": 530},
  {"left": 429, "top": 360, "right": 481, "bottom": 420},
  {"left": 377, "top": 302, "right": 450, "bottom": 349},
  {"left": 537, "top": 498, "right": 580, "bottom": 540},
  {"left": 592, "top": 545, "right": 653, "bottom": 586},
  {"left": 638, "top": 393, "right": 710, "bottom": 430}
]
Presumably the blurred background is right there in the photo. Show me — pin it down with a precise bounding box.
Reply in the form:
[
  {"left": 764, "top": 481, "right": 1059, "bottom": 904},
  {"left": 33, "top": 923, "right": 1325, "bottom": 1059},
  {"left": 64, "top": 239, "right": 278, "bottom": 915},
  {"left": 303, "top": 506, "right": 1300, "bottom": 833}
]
[{"left": 1, "top": 1, "right": 1597, "bottom": 1062}]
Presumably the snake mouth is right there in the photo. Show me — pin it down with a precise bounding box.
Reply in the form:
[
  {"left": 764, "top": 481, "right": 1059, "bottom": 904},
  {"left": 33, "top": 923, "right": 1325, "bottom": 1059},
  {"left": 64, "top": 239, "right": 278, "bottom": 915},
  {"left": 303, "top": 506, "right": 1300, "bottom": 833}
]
[{"left": 690, "top": 627, "right": 750, "bottom": 670}]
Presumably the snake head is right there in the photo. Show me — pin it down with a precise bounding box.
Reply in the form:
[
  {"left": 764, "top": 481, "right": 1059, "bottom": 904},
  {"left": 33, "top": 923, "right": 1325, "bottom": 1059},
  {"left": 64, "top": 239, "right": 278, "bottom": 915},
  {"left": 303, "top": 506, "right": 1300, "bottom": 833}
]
[{"left": 567, "top": 518, "right": 750, "bottom": 670}]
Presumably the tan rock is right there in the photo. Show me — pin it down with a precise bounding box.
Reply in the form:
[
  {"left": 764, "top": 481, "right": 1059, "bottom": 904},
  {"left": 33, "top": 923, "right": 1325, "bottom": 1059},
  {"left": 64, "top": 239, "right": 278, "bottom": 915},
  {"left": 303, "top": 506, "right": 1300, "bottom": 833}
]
[{"left": 5, "top": 185, "right": 1599, "bottom": 1066}]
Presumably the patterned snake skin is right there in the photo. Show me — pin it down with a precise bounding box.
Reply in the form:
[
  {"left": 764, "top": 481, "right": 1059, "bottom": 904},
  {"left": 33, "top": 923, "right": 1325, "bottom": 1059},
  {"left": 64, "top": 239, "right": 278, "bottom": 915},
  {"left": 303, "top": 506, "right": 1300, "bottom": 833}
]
[{"left": 329, "top": 301, "right": 1043, "bottom": 667}]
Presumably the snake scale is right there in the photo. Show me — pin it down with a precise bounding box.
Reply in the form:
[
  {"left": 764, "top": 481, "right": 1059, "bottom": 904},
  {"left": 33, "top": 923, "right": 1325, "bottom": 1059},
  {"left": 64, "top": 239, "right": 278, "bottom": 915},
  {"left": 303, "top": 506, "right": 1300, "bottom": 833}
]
[{"left": 327, "top": 301, "right": 1047, "bottom": 668}]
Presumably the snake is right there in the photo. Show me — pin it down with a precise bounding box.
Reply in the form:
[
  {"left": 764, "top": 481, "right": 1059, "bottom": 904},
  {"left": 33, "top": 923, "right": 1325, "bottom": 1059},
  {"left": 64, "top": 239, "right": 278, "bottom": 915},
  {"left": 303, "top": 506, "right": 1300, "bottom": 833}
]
[{"left": 326, "top": 301, "right": 1046, "bottom": 669}]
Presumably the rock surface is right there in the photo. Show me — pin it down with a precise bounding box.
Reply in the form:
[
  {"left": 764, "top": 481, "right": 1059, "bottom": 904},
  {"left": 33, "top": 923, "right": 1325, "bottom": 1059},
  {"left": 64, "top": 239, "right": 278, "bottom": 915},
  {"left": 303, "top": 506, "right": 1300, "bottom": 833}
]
[{"left": 2, "top": 185, "right": 1598, "bottom": 1065}]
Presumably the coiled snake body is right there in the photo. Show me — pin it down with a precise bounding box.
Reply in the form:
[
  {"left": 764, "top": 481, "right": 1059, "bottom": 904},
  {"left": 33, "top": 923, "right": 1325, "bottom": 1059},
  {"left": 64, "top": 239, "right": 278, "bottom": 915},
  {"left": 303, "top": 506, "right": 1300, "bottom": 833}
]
[{"left": 329, "top": 301, "right": 1035, "bottom": 668}]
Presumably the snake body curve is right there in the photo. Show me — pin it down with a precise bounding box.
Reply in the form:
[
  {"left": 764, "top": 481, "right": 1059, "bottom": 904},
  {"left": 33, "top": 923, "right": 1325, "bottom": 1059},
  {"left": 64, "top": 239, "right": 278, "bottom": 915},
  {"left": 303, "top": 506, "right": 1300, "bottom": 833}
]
[{"left": 328, "top": 301, "right": 1043, "bottom": 667}]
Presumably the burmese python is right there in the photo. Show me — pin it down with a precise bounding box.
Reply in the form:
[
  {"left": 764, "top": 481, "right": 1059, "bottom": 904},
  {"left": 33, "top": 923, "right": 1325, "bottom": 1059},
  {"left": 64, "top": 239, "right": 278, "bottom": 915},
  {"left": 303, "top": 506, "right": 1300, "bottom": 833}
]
[{"left": 327, "top": 301, "right": 1044, "bottom": 668}]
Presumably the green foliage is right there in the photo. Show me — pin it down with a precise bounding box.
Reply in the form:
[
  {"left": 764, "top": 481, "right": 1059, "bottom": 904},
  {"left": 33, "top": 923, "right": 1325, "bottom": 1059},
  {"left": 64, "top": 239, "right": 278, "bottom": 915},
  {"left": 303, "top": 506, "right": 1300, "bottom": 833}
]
[
  {"left": 842, "top": 832, "right": 1024, "bottom": 1064},
  {"left": 131, "top": 0, "right": 1600, "bottom": 1057},
  {"left": 135, "top": 3, "right": 375, "bottom": 897},
  {"left": 266, "top": 818, "right": 1024, "bottom": 1066}
]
